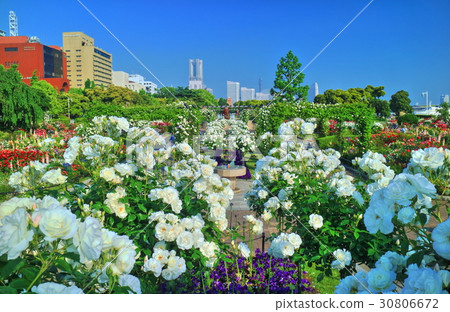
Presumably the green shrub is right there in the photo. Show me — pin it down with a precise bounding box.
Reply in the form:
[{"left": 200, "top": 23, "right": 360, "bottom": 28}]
[{"left": 397, "top": 113, "right": 419, "bottom": 125}]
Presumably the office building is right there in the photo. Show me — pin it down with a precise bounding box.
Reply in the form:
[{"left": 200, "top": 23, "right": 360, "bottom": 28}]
[
  {"left": 256, "top": 92, "right": 272, "bottom": 101},
  {"left": 129, "top": 74, "right": 157, "bottom": 94},
  {"left": 112, "top": 71, "right": 146, "bottom": 92},
  {"left": 240, "top": 87, "right": 255, "bottom": 101},
  {"left": 63, "top": 31, "right": 112, "bottom": 88},
  {"left": 227, "top": 81, "right": 240, "bottom": 104},
  {"left": 0, "top": 35, "right": 69, "bottom": 91},
  {"left": 188, "top": 59, "right": 204, "bottom": 90},
  {"left": 308, "top": 82, "right": 319, "bottom": 102}
]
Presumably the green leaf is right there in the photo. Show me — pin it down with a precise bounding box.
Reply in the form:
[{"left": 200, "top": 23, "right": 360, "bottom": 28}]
[
  {"left": 128, "top": 214, "right": 136, "bottom": 222},
  {"left": 0, "top": 286, "right": 17, "bottom": 294},
  {"left": 20, "top": 267, "right": 40, "bottom": 282},
  {"left": 317, "top": 273, "right": 324, "bottom": 282},
  {"left": 54, "top": 259, "right": 73, "bottom": 273},
  {"left": 63, "top": 252, "right": 80, "bottom": 262},
  {"left": 353, "top": 231, "right": 359, "bottom": 239},
  {"left": 0, "top": 258, "right": 25, "bottom": 279},
  {"left": 9, "top": 278, "right": 30, "bottom": 290},
  {"left": 407, "top": 252, "right": 423, "bottom": 266}
]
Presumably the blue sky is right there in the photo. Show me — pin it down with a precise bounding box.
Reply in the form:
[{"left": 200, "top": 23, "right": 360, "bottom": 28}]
[{"left": 1, "top": 0, "right": 449, "bottom": 105}]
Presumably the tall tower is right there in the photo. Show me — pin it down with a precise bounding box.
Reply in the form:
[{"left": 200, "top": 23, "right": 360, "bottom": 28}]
[
  {"left": 308, "top": 82, "right": 319, "bottom": 102},
  {"left": 188, "top": 59, "right": 204, "bottom": 90},
  {"left": 9, "top": 11, "right": 18, "bottom": 36}
]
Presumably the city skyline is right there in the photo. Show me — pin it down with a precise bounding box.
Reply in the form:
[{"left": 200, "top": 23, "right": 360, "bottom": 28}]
[{"left": 0, "top": 1, "right": 449, "bottom": 105}]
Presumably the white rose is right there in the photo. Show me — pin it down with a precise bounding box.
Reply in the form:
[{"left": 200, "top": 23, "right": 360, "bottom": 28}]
[
  {"left": 143, "top": 257, "right": 162, "bottom": 277},
  {"left": 411, "top": 147, "right": 445, "bottom": 169},
  {"left": 39, "top": 206, "right": 77, "bottom": 242},
  {"left": 176, "top": 231, "right": 194, "bottom": 250},
  {"left": 41, "top": 168, "right": 67, "bottom": 185},
  {"left": 331, "top": 249, "right": 352, "bottom": 270},
  {"left": 192, "top": 229, "right": 205, "bottom": 248},
  {"left": 258, "top": 189, "right": 268, "bottom": 199},
  {"left": 262, "top": 209, "right": 272, "bottom": 222},
  {"left": 200, "top": 164, "right": 214, "bottom": 177},
  {"left": 73, "top": 217, "right": 103, "bottom": 264},
  {"left": 31, "top": 282, "right": 84, "bottom": 294},
  {"left": 367, "top": 268, "right": 396, "bottom": 293},
  {"left": 199, "top": 241, "right": 218, "bottom": 258},
  {"left": 287, "top": 233, "right": 302, "bottom": 249},
  {"left": 101, "top": 229, "right": 118, "bottom": 252},
  {"left": 252, "top": 219, "right": 264, "bottom": 235},
  {"left": 238, "top": 242, "right": 250, "bottom": 258},
  {"left": 177, "top": 143, "right": 193, "bottom": 155},
  {"left": 110, "top": 247, "right": 136, "bottom": 276},
  {"left": 114, "top": 163, "right": 136, "bottom": 176},
  {"left": 309, "top": 214, "right": 324, "bottom": 230},
  {"left": 301, "top": 122, "right": 315, "bottom": 135},
  {"left": 118, "top": 274, "right": 141, "bottom": 294},
  {"left": 0, "top": 208, "right": 34, "bottom": 260},
  {"left": 100, "top": 167, "right": 116, "bottom": 182},
  {"left": 63, "top": 147, "right": 78, "bottom": 165}
]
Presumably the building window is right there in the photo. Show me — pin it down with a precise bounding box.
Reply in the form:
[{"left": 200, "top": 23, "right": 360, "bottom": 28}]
[
  {"left": 76, "top": 49, "right": 81, "bottom": 52},
  {"left": 4, "top": 47, "right": 18, "bottom": 52},
  {"left": 76, "top": 60, "right": 81, "bottom": 63}
]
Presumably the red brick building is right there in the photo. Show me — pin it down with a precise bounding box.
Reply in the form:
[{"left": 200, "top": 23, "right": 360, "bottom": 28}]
[{"left": 0, "top": 36, "right": 70, "bottom": 91}]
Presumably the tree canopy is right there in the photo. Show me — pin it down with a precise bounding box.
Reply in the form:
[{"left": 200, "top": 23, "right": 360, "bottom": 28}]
[
  {"left": 270, "top": 50, "right": 308, "bottom": 101},
  {"left": 390, "top": 90, "right": 412, "bottom": 116},
  {"left": 314, "top": 85, "right": 386, "bottom": 104},
  {"left": 0, "top": 65, "right": 48, "bottom": 130}
]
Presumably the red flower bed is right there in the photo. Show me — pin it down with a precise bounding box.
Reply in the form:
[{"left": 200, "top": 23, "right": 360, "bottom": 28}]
[{"left": 0, "top": 148, "right": 48, "bottom": 169}]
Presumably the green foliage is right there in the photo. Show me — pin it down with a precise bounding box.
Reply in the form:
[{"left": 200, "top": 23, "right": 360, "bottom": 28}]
[
  {"left": 234, "top": 100, "right": 268, "bottom": 107},
  {"left": 390, "top": 90, "right": 412, "bottom": 116},
  {"left": 30, "top": 80, "right": 58, "bottom": 115},
  {"left": 397, "top": 113, "right": 419, "bottom": 125},
  {"left": 368, "top": 98, "right": 390, "bottom": 118},
  {"left": 217, "top": 98, "right": 228, "bottom": 106},
  {"left": 83, "top": 102, "right": 202, "bottom": 125},
  {"left": 254, "top": 102, "right": 375, "bottom": 148},
  {"left": 314, "top": 85, "right": 385, "bottom": 104},
  {"left": 271, "top": 50, "right": 308, "bottom": 101},
  {"left": 437, "top": 102, "right": 449, "bottom": 124},
  {"left": 0, "top": 65, "right": 47, "bottom": 130}
]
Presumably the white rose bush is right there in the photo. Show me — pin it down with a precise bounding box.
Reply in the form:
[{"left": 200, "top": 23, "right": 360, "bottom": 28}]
[
  {"left": 0, "top": 116, "right": 234, "bottom": 294},
  {"left": 0, "top": 195, "right": 139, "bottom": 294},
  {"left": 246, "top": 120, "right": 449, "bottom": 294}
]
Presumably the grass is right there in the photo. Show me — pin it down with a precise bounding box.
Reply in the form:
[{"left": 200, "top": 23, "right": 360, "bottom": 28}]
[
  {"left": 0, "top": 171, "right": 14, "bottom": 202},
  {"left": 305, "top": 264, "right": 341, "bottom": 294}
]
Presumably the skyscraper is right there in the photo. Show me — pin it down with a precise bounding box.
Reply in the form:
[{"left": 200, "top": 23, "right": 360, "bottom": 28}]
[
  {"left": 63, "top": 32, "right": 112, "bottom": 88},
  {"left": 188, "top": 59, "right": 204, "bottom": 90},
  {"left": 241, "top": 87, "right": 255, "bottom": 101},
  {"left": 227, "top": 81, "right": 240, "bottom": 104},
  {"left": 308, "top": 82, "right": 319, "bottom": 102}
]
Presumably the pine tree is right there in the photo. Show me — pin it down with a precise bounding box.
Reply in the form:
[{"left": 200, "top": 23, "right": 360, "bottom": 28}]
[{"left": 270, "top": 50, "right": 309, "bottom": 101}]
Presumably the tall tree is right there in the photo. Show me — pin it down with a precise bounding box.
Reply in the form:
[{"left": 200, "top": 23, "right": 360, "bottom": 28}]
[
  {"left": 0, "top": 65, "right": 47, "bottom": 129},
  {"left": 390, "top": 90, "right": 412, "bottom": 116},
  {"left": 270, "top": 50, "right": 308, "bottom": 101},
  {"left": 369, "top": 98, "right": 390, "bottom": 118}
]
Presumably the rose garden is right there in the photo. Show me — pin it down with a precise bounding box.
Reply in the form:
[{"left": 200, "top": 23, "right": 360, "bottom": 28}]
[{"left": 0, "top": 56, "right": 449, "bottom": 295}]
